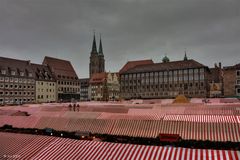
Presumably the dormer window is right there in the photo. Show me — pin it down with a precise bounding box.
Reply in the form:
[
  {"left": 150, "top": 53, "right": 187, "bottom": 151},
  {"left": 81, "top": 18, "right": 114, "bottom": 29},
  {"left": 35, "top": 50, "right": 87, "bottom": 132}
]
[
  {"left": 20, "top": 72, "right": 24, "bottom": 76},
  {"left": 11, "top": 71, "right": 16, "bottom": 76},
  {"left": 1, "top": 70, "right": 6, "bottom": 75}
]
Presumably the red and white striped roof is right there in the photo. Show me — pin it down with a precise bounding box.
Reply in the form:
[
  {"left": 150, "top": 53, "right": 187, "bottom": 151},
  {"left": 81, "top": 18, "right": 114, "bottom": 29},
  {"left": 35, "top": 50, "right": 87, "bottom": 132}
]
[
  {"left": 1, "top": 115, "right": 240, "bottom": 142},
  {"left": 0, "top": 132, "right": 239, "bottom": 160},
  {"left": 163, "top": 115, "right": 239, "bottom": 123}
]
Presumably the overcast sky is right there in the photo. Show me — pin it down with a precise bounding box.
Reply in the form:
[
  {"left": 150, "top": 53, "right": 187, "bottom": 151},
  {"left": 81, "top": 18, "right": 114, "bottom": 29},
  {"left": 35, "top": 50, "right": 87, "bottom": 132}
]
[{"left": 0, "top": 0, "right": 239, "bottom": 78}]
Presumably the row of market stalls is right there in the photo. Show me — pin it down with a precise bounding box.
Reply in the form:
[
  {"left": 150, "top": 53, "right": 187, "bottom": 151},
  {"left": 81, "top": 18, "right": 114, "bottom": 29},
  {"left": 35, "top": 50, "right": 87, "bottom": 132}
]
[
  {"left": 0, "top": 115, "right": 239, "bottom": 142},
  {"left": 0, "top": 132, "right": 239, "bottom": 160}
]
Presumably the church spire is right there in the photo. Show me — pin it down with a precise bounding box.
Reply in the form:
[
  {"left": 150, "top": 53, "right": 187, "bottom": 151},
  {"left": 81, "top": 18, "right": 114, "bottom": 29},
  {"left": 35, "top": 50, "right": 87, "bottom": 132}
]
[
  {"left": 98, "top": 34, "right": 103, "bottom": 55},
  {"left": 184, "top": 48, "right": 188, "bottom": 61},
  {"left": 91, "top": 31, "right": 97, "bottom": 54}
]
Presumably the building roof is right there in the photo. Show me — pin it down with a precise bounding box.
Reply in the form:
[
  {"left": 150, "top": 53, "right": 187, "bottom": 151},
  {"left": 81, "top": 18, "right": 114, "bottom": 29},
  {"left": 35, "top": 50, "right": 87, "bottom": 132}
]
[
  {"left": 119, "top": 59, "right": 154, "bottom": 74},
  {"left": 31, "top": 63, "right": 56, "bottom": 82},
  {"left": 223, "top": 63, "right": 240, "bottom": 70},
  {"left": 0, "top": 56, "right": 35, "bottom": 78},
  {"left": 89, "top": 72, "right": 107, "bottom": 84},
  {"left": 122, "top": 59, "right": 208, "bottom": 74},
  {"left": 42, "top": 56, "right": 78, "bottom": 80}
]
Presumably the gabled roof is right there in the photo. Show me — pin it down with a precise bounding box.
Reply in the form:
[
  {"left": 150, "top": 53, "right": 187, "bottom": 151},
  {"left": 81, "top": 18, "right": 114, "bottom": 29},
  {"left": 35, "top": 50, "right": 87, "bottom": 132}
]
[
  {"left": 122, "top": 59, "right": 207, "bottom": 74},
  {"left": 89, "top": 72, "right": 107, "bottom": 84},
  {"left": 119, "top": 59, "right": 154, "bottom": 74},
  {"left": 0, "top": 56, "right": 34, "bottom": 78},
  {"left": 43, "top": 56, "right": 78, "bottom": 80}
]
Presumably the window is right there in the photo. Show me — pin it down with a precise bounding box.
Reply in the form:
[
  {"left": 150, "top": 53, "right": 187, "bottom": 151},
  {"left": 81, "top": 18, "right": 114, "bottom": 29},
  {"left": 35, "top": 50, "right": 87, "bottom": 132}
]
[
  {"left": 237, "top": 70, "right": 240, "bottom": 77},
  {"left": 29, "top": 72, "right": 33, "bottom": 77},
  {"left": 1, "top": 70, "right": 6, "bottom": 75},
  {"left": 20, "top": 72, "right": 24, "bottom": 76},
  {"left": 11, "top": 71, "right": 15, "bottom": 76},
  {"left": 237, "top": 88, "right": 240, "bottom": 94},
  {"left": 184, "top": 69, "right": 188, "bottom": 74},
  {"left": 237, "top": 80, "right": 240, "bottom": 84}
]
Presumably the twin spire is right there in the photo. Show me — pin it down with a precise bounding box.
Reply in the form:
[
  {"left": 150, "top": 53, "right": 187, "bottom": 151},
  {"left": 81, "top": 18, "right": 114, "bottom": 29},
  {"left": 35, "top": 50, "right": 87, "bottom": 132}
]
[{"left": 91, "top": 32, "right": 103, "bottom": 56}]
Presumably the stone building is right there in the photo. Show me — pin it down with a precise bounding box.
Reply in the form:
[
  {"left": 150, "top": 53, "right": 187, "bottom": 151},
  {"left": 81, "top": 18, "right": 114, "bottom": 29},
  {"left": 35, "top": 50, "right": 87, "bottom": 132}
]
[
  {"left": 43, "top": 56, "right": 80, "bottom": 101},
  {"left": 79, "top": 78, "right": 90, "bottom": 101},
  {"left": 223, "top": 63, "right": 240, "bottom": 97},
  {"left": 89, "top": 72, "right": 119, "bottom": 101},
  {"left": 0, "top": 57, "right": 35, "bottom": 104},
  {"left": 208, "top": 63, "right": 223, "bottom": 98},
  {"left": 31, "top": 64, "right": 57, "bottom": 103},
  {"left": 89, "top": 34, "right": 105, "bottom": 78},
  {"left": 119, "top": 56, "right": 210, "bottom": 99}
]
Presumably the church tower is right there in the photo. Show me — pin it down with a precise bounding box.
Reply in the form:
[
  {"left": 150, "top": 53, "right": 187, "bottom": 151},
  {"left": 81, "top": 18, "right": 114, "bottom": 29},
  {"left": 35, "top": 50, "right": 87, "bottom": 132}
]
[
  {"left": 89, "top": 33, "right": 99, "bottom": 78},
  {"left": 98, "top": 35, "right": 105, "bottom": 73},
  {"left": 89, "top": 33, "right": 105, "bottom": 78}
]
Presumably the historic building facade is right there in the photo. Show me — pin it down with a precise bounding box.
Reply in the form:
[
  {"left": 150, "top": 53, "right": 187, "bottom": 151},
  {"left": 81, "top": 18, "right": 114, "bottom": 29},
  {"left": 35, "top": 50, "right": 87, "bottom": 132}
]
[
  {"left": 43, "top": 56, "right": 80, "bottom": 101},
  {"left": 208, "top": 63, "right": 223, "bottom": 98},
  {"left": 79, "top": 78, "right": 90, "bottom": 101},
  {"left": 0, "top": 57, "right": 35, "bottom": 105},
  {"left": 223, "top": 63, "right": 240, "bottom": 97},
  {"left": 89, "top": 72, "right": 119, "bottom": 101},
  {"left": 119, "top": 56, "right": 210, "bottom": 99},
  {"left": 89, "top": 34, "right": 105, "bottom": 78},
  {"left": 31, "top": 64, "right": 57, "bottom": 103}
]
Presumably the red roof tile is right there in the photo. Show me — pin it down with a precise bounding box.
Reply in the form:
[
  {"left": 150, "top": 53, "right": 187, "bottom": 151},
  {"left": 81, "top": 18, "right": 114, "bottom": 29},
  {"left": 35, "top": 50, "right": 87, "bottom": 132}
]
[
  {"left": 43, "top": 56, "right": 78, "bottom": 79},
  {"left": 119, "top": 59, "right": 153, "bottom": 74},
  {"left": 89, "top": 72, "right": 107, "bottom": 84},
  {"left": 122, "top": 59, "right": 208, "bottom": 74}
]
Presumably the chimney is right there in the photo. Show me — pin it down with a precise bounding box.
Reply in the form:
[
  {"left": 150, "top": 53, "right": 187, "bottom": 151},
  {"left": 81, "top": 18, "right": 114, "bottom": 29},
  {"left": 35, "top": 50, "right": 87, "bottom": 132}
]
[{"left": 219, "top": 62, "right": 222, "bottom": 69}]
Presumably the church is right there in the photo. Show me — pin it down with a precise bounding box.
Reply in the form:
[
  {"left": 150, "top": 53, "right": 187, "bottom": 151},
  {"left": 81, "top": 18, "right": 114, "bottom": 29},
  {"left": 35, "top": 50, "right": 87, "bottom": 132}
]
[{"left": 89, "top": 33, "right": 105, "bottom": 78}]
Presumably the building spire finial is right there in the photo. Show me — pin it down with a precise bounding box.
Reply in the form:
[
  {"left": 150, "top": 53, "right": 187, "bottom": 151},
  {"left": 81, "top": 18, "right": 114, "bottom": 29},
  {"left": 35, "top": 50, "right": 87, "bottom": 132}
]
[
  {"left": 184, "top": 48, "right": 188, "bottom": 61},
  {"left": 98, "top": 33, "right": 103, "bottom": 55},
  {"left": 91, "top": 30, "right": 97, "bottom": 54}
]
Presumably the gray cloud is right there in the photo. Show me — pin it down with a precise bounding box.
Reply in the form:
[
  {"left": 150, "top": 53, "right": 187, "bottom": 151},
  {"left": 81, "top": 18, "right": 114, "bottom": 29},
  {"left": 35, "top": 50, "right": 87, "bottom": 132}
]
[{"left": 0, "top": 0, "right": 240, "bottom": 78}]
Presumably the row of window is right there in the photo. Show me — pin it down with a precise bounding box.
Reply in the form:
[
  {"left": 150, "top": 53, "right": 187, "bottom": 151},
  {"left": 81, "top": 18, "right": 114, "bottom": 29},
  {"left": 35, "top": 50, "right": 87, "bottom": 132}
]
[
  {"left": 58, "top": 81, "right": 80, "bottom": 86},
  {"left": 121, "top": 82, "right": 205, "bottom": 90},
  {"left": 0, "top": 91, "right": 34, "bottom": 96},
  {"left": 37, "top": 82, "right": 55, "bottom": 86},
  {"left": 121, "top": 68, "right": 205, "bottom": 79},
  {"left": 37, "top": 95, "right": 55, "bottom": 99},
  {"left": 0, "top": 84, "right": 34, "bottom": 89},
  {"left": 0, "top": 98, "right": 34, "bottom": 103},
  {"left": 122, "top": 81, "right": 204, "bottom": 87},
  {"left": 123, "top": 91, "right": 206, "bottom": 97},
  {"left": 121, "top": 75, "right": 205, "bottom": 85},
  {"left": 37, "top": 88, "right": 55, "bottom": 93},
  {"left": 1, "top": 70, "right": 33, "bottom": 77},
  {"left": 57, "top": 75, "right": 78, "bottom": 80},
  {"left": 58, "top": 87, "right": 80, "bottom": 92},
  {"left": 0, "top": 77, "right": 35, "bottom": 83}
]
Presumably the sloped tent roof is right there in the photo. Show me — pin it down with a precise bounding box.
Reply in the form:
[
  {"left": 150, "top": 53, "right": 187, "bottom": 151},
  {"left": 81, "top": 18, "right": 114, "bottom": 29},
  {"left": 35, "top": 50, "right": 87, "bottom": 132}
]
[
  {"left": 173, "top": 95, "right": 190, "bottom": 103},
  {"left": 0, "top": 132, "right": 239, "bottom": 160}
]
